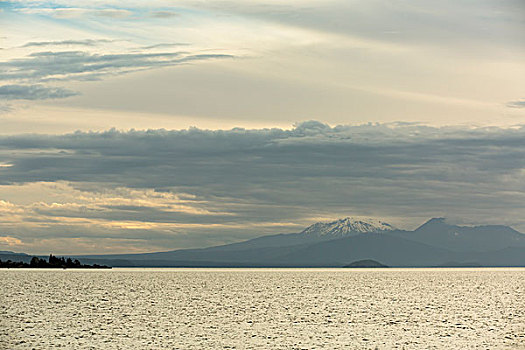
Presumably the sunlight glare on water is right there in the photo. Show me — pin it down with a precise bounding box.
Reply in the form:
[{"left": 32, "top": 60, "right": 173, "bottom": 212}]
[{"left": 1, "top": 268, "right": 524, "bottom": 349}]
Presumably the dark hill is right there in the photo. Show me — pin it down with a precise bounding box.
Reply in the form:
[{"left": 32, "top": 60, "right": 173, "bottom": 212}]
[{"left": 343, "top": 259, "right": 388, "bottom": 268}]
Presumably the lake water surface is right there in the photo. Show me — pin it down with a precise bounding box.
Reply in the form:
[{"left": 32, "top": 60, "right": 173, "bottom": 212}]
[{"left": 1, "top": 268, "right": 524, "bottom": 349}]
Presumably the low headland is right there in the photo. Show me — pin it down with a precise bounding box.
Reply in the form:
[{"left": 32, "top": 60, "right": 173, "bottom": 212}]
[
  {"left": 343, "top": 259, "right": 389, "bottom": 268},
  {"left": 0, "top": 254, "right": 111, "bottom": 269}
]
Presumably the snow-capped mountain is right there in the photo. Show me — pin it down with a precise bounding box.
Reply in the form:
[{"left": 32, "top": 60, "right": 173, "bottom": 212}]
[{"left": 300, "top": 217, "right": 396, "bottom": 238}]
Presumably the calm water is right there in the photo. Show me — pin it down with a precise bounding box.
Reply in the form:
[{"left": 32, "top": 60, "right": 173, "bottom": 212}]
[{"left": 1, "top": 268, "right": 524, "bottom": 349}]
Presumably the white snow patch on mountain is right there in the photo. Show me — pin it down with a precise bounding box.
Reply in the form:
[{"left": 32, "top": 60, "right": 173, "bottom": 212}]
[{"left": 301, "top": 217, "right": 396, "bottom": 237}]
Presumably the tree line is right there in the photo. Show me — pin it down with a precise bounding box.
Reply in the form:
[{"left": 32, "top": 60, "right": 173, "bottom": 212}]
[{"left": 0, "top": 254, "right": 110, "bottom": 269}]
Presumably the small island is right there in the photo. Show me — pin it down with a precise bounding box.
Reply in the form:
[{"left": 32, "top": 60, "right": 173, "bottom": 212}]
[
  {"left": 343, "top": 259, "right": 388, "bottom": 268},
  {"left": 0, "top": 254, "right": 111, "bottom": 269}
]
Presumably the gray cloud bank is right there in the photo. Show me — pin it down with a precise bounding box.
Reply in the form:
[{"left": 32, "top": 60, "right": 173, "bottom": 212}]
[{"left": 1, "top": 122, "right": 524, "bottom": 242}]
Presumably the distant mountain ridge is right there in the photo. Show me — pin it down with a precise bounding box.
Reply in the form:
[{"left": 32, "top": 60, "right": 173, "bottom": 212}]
[
  {"left": 393, "top": 217, "right": 525, "bottom": 252},
  {"left": 4, "top": 217, "right": 525, "bottom": 267}
]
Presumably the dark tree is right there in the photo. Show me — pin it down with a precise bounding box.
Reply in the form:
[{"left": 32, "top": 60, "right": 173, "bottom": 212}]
[
  {"left": 0, "top": 256, "right": 110, "bottom": 269},
  {"left": 30, "top": 257, "right": 40, "bottom": 267}
]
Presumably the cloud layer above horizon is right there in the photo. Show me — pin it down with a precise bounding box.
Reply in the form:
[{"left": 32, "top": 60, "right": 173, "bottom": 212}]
[{"left": 1, "top": 122, "right": 524, "bottom": 254}]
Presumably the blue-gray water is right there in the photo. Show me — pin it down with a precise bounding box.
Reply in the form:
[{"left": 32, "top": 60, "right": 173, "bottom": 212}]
[{"left": 1, "top": 268, "right": 524, "bottom": 349}]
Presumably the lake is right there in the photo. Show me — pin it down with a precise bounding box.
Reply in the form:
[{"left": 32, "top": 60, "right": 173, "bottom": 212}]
[{"left": 1, "top": 268, "right": 524, "bottom": 349}]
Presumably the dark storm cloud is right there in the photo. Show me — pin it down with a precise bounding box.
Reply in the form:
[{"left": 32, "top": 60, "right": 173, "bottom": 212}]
[
  {"left": 0, "top": 84, "right": 78, "bottom": 100},
  {"left": 1, "top": 122, "right": 524, "bottom": 224},
  {"left": 1, "top": 122, "right": 524, "bottom": 183}
]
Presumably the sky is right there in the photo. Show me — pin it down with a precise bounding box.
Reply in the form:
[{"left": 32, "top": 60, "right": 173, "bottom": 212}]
[{"left": 0, "top": 0, "right": 524, "bottom": 254}]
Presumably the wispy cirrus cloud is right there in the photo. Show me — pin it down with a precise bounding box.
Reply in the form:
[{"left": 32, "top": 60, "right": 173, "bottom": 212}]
[
  {"left": 17, "top": 7, "right": 133, "bottom": 19},
  {"left": 0, "top": 84, "right": 78, "bottom": 100},
  {"left": 20, "top": 39, "right": 115, "bottom": 48},
  {"left": 150, "top": 10, "right": 179, "bottom": 18},
  {"left": 0, "top": 51, "right": 233, "bottom": 82},
  {"left": 142, "top": 43, "right": 189, "bottom": 50},
  {"left": 507, "top": 100, "right": 525, "bottom": 109},
  {"left": 0, "top": 51, "right": 233, "bottom": 100},
  {"left": 0, "top": 103, "right": 13, "bottom": 113},
  {"left": 1, "top": 2, "right": 235, "bottom": 102}
]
